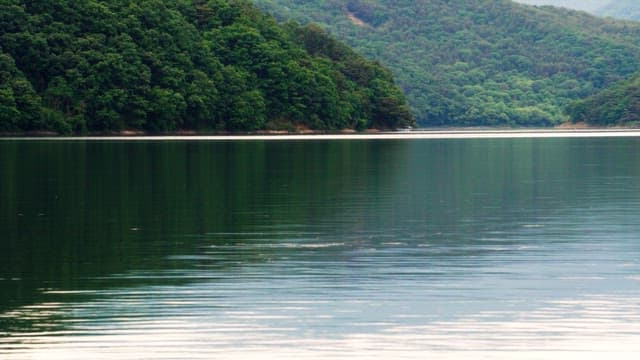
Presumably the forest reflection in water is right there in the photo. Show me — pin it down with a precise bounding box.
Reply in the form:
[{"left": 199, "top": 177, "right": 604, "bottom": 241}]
[{"left": 1, "top": 137, "right": 640, "bottom": 359}]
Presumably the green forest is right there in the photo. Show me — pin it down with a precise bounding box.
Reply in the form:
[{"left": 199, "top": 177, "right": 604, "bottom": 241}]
[
  {"left": 0, "top": 0, "right": 413, "bottom": 134},
  {"left": 254, "top": 0, "right": 640, "bottom": 126}
]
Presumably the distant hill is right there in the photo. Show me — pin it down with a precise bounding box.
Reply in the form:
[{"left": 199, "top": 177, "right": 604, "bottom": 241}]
[
  {"left": 567, "top": 73, "right": 640, "bottom": 126},
  {"left": 254, "top": 0, "right": 640, "bottom": 126},
  {"left": 0, "top": 0, "right": 412, "bottom": 134},
  {"left": 598, "top": 1, "right": 640, "bottom": 21},
  {"left": 513, "top": 0, "right": 606, "bottom": 13},
  {"left": 515, "top": 1, "right": 640, "bottom": 21}
]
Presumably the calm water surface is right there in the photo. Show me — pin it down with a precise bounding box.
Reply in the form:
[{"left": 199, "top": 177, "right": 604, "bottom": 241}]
[{"left": 1, "top": 138, "right": 640, "bottom": 359}]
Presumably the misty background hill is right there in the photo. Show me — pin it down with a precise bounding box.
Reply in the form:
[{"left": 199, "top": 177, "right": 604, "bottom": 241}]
[
  {"left": 514, "top": 0, "right": 640, "bottom": 20},
  {"left": 514, "top": 1, "right": 606, "bottom": 13}
]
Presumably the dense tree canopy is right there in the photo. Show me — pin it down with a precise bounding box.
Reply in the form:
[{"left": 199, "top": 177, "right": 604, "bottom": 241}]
[
  {"left": 254, "top": 0, "right": 640, "bottom": 126},
  {"left": 0, "top": 0, "right": 413, "bottom": 134},
  {"left": 567, "top": 73, "right": 640, "bottom": 126}
]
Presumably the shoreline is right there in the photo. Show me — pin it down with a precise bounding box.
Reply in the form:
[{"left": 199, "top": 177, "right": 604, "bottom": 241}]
[{"left": 3, "top": 128, "right": 640, "bottom": 141}]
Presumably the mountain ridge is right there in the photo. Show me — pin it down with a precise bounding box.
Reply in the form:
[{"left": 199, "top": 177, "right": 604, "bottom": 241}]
[{"left": 254, "top": 0, "right": 640, "bottom": 126}]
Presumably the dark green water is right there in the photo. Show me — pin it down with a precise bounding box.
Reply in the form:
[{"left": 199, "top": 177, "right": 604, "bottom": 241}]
[{"left": 1, "top": 138, "right": 639, "bottom": 359}]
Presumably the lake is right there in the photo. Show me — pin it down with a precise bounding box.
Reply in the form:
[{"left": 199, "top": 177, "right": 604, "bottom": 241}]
[{"left": 1, "top": 136, "right": 639, "bottom": 359}]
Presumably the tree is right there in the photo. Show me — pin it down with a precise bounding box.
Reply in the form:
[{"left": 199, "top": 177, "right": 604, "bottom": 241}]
[{"left": 0, "top": 86, "right": 20, "bottom": 131}]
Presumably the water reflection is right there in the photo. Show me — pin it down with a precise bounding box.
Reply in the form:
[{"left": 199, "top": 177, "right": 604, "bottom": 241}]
[
  {"left": 0, "top": 140, "right": 409, "bottom": 323},
  {"left": 1, "top": 138, "right": 640, "bottom": 358}
]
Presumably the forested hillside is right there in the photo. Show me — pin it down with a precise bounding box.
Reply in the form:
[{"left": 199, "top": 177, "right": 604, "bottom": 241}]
[
  {"left": 0, "top": 0, "right": 413, "bottom": 134},
  {"left": 567, "top": 73, "right": 640, "bottom": 126},
  {"left": 254, "top": 0, "right": 640, "bottom": 126}
]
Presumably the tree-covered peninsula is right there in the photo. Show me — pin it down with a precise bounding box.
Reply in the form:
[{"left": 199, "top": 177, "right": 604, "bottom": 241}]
[
  {"left": 0, "top": 0, "right": 413, "bottom": 134},
  {"left": 254, "top": 0, "right": 640, "bottom": 127},
  {"left": 567, "top": 73, "right": 640, "bottom": 126}
]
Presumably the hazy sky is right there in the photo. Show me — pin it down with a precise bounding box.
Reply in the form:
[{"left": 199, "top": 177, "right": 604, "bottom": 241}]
[{"left": 513, "top": 0, "right": 608, "bottom": 13}]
